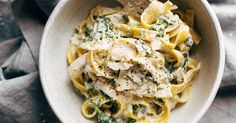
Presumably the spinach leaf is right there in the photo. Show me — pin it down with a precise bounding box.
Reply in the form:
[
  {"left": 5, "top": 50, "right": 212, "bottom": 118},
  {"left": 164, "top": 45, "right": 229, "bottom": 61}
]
[
  {"left": 123, "top": 15, "right": 129, "bottom": 23},
  {"left": 108, "top": 100, "right": 119, "bottom": 114},
  {"left": 132, "top": 104, "right": 140, "bottom": 112},
  {"left": 159, "top": 15, "right": 179, "bottom": 25},
  {"left": 97, "top": 109, "right": 117, "bottom": 123},
  {"left": 182, "top": 53, "right": 189, "bottom": 68},
  {"left": 83, "top": 27, "right": 91, "bottom": 37},
  {"left": 97, "top": 106, "right": 136, "bottom": 123},
  {"left": 83, "top": 72, "right": 93, "bottom": 83},
  {"left": 87, "top": 87, "right": 99, "bottom": 98},
  {"left": 165, "top": 62, "right": 175, "bottom": 73},
  {"left": 127, "top": 118, "right": 136, "bottom": 123},
  {"left": 97, "top": 16, "right": 109, "bottom": 32}
]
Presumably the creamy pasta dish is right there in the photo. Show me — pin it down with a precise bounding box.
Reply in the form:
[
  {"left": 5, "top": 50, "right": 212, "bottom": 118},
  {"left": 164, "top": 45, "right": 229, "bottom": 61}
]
[{"left": 67, "top": 0, "right": 201, "bottom": 122}]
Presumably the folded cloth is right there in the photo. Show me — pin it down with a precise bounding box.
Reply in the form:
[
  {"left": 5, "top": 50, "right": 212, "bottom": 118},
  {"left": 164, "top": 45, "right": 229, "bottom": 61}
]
[
  {"left": 0, "top": 0, "right": 59, "bottom": 123},
  {"left": 211, "top": 4, "right": 236, "bottom": 87},
  {"left": 199, "top": 2, "right": 236, "bottom": 122},
  {"left": 34, "top": 0, "right": 60, "bottom": 16},
  {"left": 0, "top": 72, "right": 58, "bottom": 123},
  {"left": 0, "top": 0, "right": 235, "bottom": 123},
  {"left": 208, "top": 0, "right": 236, "bottom": 4}
]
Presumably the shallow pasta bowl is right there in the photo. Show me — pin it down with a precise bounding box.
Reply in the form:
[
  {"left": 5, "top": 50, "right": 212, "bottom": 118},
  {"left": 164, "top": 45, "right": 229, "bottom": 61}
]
[{"left": 39, "top": 0, "right": 225, "bottom": 123}]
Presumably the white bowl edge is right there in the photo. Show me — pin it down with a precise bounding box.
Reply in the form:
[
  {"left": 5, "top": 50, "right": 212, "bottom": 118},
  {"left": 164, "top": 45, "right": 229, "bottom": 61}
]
[
  {"left": 39, "top": 0, "right": 69, "bottom": 122},
  {"left": 39, "top": 0, "right": 225, "bottom": 123},
  {"left": 190, "top": 0, "right": 225, "bottom": 123}
]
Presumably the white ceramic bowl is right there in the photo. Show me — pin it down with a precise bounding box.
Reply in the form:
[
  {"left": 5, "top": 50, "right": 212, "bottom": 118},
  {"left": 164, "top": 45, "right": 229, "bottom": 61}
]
[{"left": 39, "top": 0, "right": 225, "bottom": 123}]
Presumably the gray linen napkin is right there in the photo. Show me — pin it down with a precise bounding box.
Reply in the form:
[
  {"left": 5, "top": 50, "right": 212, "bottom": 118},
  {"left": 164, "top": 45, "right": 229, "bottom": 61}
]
[
  {"left": 0, "top": 0, "right": 59, "bottom": 123},
  {"left": 199, "top": 3, "right": 236, "bottom": 122},
  {"left": 0, "top": 0, "right": 235, "bottom": 123}
]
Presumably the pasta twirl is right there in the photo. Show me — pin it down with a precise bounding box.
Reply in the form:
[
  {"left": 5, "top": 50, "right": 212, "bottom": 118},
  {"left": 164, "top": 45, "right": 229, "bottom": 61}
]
[{"left": 67, "top": 0, "right": 201, "bottom": 123}]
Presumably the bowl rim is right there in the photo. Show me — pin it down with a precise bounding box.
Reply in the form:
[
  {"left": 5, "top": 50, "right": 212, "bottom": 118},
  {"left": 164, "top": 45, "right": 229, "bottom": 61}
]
[{"left": 39, "top": 0, "right": 225, "bottom": 123}]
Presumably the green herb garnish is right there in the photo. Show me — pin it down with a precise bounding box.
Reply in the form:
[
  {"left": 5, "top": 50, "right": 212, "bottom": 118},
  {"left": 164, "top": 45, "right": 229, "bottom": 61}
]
[
  {"left": 127, "top": 118, "right": 136, "bottom": 123},
  {"left": 165, "top": 62, "right": 175, "bottom": 73},
  {"left": 182, "top": 53, "right": 189, "bottom": 68}
]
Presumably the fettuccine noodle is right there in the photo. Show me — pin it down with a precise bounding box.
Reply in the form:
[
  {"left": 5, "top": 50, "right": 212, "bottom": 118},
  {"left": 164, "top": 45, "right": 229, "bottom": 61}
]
[{"left": 67, "top": 0, "right": 201, "bottom": 122}]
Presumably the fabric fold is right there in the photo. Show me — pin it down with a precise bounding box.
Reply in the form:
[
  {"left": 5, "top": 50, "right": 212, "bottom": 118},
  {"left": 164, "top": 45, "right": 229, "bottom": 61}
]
[
  {"left": 0, "top": 0, "right": 235, "bottom": 123},
  {"left": 0, "top": 72, "right": 58, "bottom": 123}
]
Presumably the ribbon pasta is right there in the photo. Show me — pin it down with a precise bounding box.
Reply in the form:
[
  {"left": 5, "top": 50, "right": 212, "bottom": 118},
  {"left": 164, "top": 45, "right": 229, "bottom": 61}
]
[{"left": 67, "top": 0, "right": 201, "bottom": 123}]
